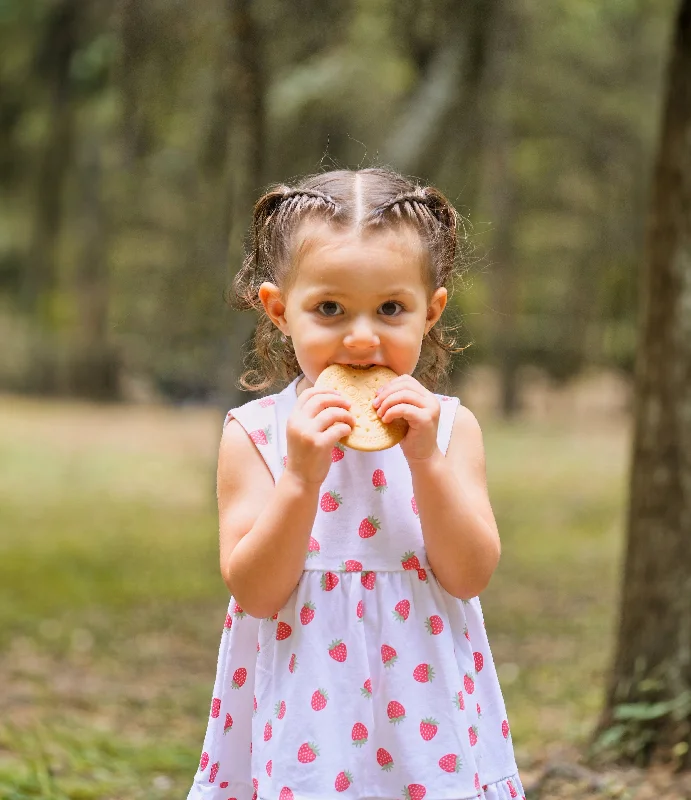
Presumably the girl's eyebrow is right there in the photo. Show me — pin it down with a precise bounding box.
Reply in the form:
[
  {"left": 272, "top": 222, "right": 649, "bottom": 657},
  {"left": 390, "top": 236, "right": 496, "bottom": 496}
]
[{"left": 306, "top": 288, "right": 416, "bottom": 299}]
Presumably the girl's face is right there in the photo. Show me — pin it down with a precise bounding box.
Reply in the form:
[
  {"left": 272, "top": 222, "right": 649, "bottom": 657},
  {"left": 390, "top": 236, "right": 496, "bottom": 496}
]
[{"left": 258, "top": 220, "right": 447, "bottom": 396}]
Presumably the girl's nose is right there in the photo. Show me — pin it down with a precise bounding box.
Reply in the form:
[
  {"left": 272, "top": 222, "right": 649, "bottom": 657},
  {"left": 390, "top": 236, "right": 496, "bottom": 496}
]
[{"left": 343, "top": 317, "right": 380, "bottom": 348}]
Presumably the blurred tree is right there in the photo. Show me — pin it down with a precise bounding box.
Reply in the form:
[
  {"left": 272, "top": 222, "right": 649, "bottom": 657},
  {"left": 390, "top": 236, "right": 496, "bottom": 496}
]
[{"left": 587, "top": 0, "right": 691, "bottom": 769}]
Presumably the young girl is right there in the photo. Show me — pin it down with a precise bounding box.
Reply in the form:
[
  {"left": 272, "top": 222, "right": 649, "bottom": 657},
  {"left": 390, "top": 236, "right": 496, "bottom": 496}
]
[{"left": 186, "top": 168, "right": 525, "bottom": 800}]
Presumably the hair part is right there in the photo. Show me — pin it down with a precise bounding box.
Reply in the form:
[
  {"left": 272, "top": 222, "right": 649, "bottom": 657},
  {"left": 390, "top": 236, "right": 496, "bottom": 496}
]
[{"left": 228, "top": 167, "right": 474, "bottom": 394}]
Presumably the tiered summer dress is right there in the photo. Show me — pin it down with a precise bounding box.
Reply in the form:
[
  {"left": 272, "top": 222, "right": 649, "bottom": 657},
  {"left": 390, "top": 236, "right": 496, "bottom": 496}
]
[{"left": 187, "top": 373, "right": 525, "bottom": 800}]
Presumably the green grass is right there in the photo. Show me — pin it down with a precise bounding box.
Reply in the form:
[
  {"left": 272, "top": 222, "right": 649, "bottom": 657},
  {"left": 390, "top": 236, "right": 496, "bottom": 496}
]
[{"left": 0, "top": 395, "right": 632, "bottom": 797}]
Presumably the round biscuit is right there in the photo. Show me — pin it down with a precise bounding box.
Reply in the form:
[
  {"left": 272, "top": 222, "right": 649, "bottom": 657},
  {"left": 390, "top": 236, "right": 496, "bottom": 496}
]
[{"left": 314, "top": 364, "right": 408, "bottom": 451}]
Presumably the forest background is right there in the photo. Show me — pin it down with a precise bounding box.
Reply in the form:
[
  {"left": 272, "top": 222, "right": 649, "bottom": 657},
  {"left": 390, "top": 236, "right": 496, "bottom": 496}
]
[{"left": 1, "top": 1, "right": 687, "bottom": 798}]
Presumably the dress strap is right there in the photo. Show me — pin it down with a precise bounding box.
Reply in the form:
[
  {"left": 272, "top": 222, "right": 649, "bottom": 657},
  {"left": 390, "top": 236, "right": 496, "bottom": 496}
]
[
  {"left": 222, "top": 395, "right": 282, "bottom": 484},
  {"left": 435, "top": 392, "right": 461, "bottom": 456}
]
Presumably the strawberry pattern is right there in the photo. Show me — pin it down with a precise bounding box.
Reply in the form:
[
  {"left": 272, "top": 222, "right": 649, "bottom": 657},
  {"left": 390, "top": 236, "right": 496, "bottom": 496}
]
[{"left": 187, "top": 374, "right": 525, "bottom": 800}]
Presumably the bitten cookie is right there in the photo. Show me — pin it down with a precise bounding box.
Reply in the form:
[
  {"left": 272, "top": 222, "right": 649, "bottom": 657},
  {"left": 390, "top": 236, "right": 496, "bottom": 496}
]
[{"left": 314, "top": 364, "right": 409, "bottom": 451}]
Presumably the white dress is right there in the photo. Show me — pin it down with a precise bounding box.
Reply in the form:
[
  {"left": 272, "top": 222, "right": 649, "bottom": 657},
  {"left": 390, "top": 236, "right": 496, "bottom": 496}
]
[{"left": 187, "top": 374, "right": 525, "bottom": 800}]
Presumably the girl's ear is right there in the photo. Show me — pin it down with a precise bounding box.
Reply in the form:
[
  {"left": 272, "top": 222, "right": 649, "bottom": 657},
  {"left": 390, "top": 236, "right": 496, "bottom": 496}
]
[
  {"left": 424, "top": 287, "right": 448, "bottom": 335},
  {"left": 258, "top": 282, "right": 289, "bottom": 335}
]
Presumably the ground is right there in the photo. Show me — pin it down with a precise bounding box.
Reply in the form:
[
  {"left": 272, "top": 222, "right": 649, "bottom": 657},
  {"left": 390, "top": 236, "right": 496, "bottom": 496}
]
[{"left": 1, "top": 366, "right": 690, "bottom": 799}]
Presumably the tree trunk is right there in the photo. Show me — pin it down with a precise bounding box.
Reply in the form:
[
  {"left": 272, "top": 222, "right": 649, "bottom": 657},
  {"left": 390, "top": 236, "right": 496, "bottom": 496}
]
[
  {"left": 222, "top": 0, "right": 267, "bottom": 409},
  {"left": 64, "top": 135, "right": 121, "bottom": 400},
  {"left": 476, "top": 0, "right": 523, "bottom": 417},
  {"left": 587, "top": 0, "right": 691, "bottom": 770}
]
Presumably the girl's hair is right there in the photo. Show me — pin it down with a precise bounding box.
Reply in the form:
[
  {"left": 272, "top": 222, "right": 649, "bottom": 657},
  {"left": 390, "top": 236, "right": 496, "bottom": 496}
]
[{"left": 229, "top": 167, "right": 473, "bottom": 394}]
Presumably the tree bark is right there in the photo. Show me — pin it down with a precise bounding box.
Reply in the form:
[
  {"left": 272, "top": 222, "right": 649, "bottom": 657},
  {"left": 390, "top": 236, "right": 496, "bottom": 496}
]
[
  {"left": 21, "top": 0, "right": 78, "bottom": 320},
  {"left": 588, "top": 0, "right": 691, "bottom": 770},
  {"left": 476, "top": 0, "right": 523, "bottom": 417},
  {"left": 64, "top": 135, "right": 120, "bottom": 400}
]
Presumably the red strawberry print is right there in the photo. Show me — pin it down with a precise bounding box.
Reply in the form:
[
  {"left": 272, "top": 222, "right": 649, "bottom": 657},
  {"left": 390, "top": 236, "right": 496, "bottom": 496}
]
[
  {"left": 502, "top": 719, "right": 511, "bottom": 738},
  {"left": 417, "top": 568, "right": 428, "bottom": 582},
  {"left": 331, "top": 443, "right": 345, "bottom": 462},
  {"left": 372, "top": 468, "right": 388, "bottom": 493},
  {"left": 403, "top": 784, "right": 426, "bottom": 800},
  {"left": 282, "top": 454, "right": 287, "bottom": 468},
  {"left": 264, "top": 720, "right": 272, "bottom": 741},
  {"left": 377, "top": 747, "right": 394, "bottom": 771},
  {"left": 361, "top": 570, "right": 376, "bottom": 590},
  {"left": 306, "top": 536, "right": 320, "bottom": 558},
  {"left": 356, "top": 599, "right": 364, "bottom": 621},
  {"left": 463, "top": 672, "right": 475, "bottom": 694},
  {"left": 300, "top": 601, "right": 316, "bottom": 625},
  {"left": 439, "top": 753, "right": 461, "bottom": 773},
  {"left": 297, "top": 741, "right": 319, "bottom": 763},
  {"left": 351, "top": 722, "right": 368, "bottom": 747},
  {"left": 401, "top": 550, "right": 421, "bottom": 570},
  {"left": 474, "top": 773, "right": 481, "bottom": 791},
  {"left": 387, "top": 700, "right": 406, "bottom": 724},
  {"left": 231, "top": 667, "right": 247, "bottom": 689},
  {"left": 335, "top": 770, "right": 353, "bottom": 791},
  {"left": 210, "top": 697, "right": 221, "bottom": 718},
  {"left": 381, "top": 643, "right": 398, "bottom": 667},
  {"left": 360, "top": 678, "right": 372, "bottom": 698},
  {"left": 224, "top": 713, "right": 233, "bottom": 733},
  {"left": 219, "top": 781, "right": 228, "bottom": 789},
  {"left": 223, "top": 613, "right": 232, "bottom": 630},
  {"left": 311, "top": 688, "right": 328, "bottom": 711},
  {"left": 321, "top": 571, "right": 339, "bottom": 591},
  {"left": 507, "top": 778, "right": 518, "bottom": 798},
  {"left": 468, "top": 724, "right": 478, "bottom": 746},
  {"left": 253, "top": 778, "right": 258, "bottom": 791},
  {"left": 425, "top": 615, "right": 444, "bottom": 635},
  {"left": 200, "top": 751, "right": 209, "bottom": 771},
  {"left": 233, "top": 602, "right": 247, "bottom": 619},
  {"left": 249, "top": 425, "right": 272, "bottom": 445},
  {"left": 328, "top": 638, "right": 348, "bottom": 662},
  {"left": 339, "top": 559, "right": 363, "bottom": 572},
  {"left": 411, "top": 495, "right": 418, "bottom": 515},
  {"left": 420, "top": 717, "right": 439, "bottom": 741},
  {"left": 358, "top": 516, "right": 381, "bottom": 538},
  {"left": 476, "top": 702, "right": 482, "bottom": 717},
  {"left": 253, "top": 694, "right": 257, "bottom": 715},
  {"left": 276, "top": 621, "right": 292, "bottom": 640},
  {"left": 413, "top": 663, "right": 435, "bottom": 683},
  {"left": 320, "top": 490, "right": 343, "bottom": 511},
  {"left": 393, "top": 599, "right": 410, "bottom": 622},
  {"left": 258, "top": 397, "right": 275, "bottom": 408},
  {"left": 463, "top": 623, "right": 470, "bottom": 641},
  {"left": 474, "top": 651, "right": 484, "bottom": 672},
  {"left": 209, "top": 761, "right": 220, "bottom": 783},
  {"left": 274, "top": 700, "right": 286, "bottom": 719},
  {"left": 289, "top": 653, "right": 298, "bottom": 673},
  {"left": 279, "top": 789, "right": 294, "bottom": 800},
  {"left": 453, "top": 690, "right": 465, "bottom": 711},
  {"left": 266, "top": 760, "right": 272, "bottom": 777}
]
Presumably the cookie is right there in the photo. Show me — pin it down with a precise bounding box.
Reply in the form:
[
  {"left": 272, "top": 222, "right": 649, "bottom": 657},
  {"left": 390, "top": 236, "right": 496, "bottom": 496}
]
[{"left": 314, "top": 364, "right": 408, "bottom": 451}]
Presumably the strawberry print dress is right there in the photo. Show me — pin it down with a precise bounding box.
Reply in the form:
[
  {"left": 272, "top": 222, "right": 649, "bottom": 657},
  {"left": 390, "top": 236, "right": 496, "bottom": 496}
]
[{"left": 187, "top": 374, "right": 525, "bottom": 800}]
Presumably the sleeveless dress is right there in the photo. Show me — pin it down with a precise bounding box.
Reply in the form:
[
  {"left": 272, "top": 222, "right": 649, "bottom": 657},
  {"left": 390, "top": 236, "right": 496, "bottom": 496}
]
[{"left": 187, "top": 374, "right": 525, "bottom": 800}]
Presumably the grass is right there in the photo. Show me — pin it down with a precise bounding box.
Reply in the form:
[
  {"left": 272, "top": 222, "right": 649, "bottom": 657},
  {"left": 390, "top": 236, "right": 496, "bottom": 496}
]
[{"left": 0, "top": 393, "right": 632, "bottom": 798}]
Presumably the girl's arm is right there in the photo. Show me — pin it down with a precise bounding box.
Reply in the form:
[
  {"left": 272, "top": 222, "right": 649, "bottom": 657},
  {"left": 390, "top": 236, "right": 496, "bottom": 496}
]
[
  {"left": 218, "top": 418, "right": 320, "bottom": 618},
  {"left": 410, "top": 405, "right": 501, "bottom": 601}
]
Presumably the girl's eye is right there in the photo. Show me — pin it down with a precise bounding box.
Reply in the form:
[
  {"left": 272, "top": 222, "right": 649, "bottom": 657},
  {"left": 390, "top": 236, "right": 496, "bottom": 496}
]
[
  {"left": 315, "top": 301, "right": 404, "bottom": 317},
  {"left": 317, "top": 301, "right": 342, "bottom": 317}
]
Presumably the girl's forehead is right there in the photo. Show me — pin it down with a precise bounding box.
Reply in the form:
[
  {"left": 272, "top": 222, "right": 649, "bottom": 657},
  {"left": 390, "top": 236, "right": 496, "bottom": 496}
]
[{"left": 292, "top": 221, "right": 426, "bottom": 275}]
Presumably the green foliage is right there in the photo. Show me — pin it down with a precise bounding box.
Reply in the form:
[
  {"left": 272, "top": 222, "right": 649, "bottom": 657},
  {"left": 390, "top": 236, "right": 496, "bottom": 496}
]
[{"left": 0, "top": 0, "right": 681, "bottom": 397}]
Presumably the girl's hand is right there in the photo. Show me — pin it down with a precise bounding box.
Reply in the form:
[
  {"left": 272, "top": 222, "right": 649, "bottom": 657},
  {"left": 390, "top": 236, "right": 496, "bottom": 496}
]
[
  {"left": 371, "top": 374, "right": 441, "bottom": 463},
  {"left": 285, "top": 387, "right": 356, "bottom": 486}
]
